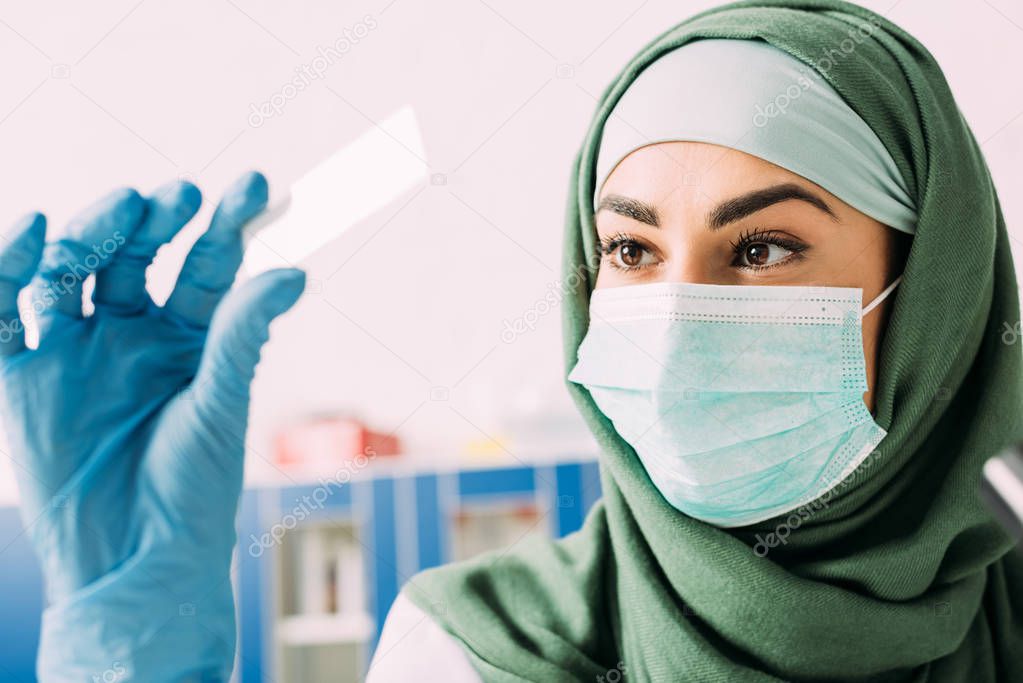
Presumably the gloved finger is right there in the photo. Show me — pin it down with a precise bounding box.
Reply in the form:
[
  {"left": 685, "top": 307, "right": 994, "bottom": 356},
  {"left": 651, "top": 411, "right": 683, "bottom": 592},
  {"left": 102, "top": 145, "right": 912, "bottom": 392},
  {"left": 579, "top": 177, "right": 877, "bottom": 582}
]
[
  {"left": 190, "top": 268, "right": 305, "bottom": 440},
  {"left": 0, "top": 213, "right": 46, "bottom": 356},
  {"left": 93, "top": 180, "right": 202, "bottom": 314},
  {"left": 32, "top": 188, "right": 145, "bottom": 330},
  {"left": 163, "top": 171, "right": 268, "bottom": 328}
]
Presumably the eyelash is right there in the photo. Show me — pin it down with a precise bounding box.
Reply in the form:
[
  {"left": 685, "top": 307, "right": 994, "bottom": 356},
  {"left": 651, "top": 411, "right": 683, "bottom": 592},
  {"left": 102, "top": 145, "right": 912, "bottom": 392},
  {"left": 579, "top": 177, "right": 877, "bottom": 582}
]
[
  {"left": 599, "top": 232, "right": 658, "bottom": 272},
  {"left": 728, "top": 227, "right": 809, "bottom": 271},
  {"left": 598, "top": 227, "right": 809, "bottom": 272}
]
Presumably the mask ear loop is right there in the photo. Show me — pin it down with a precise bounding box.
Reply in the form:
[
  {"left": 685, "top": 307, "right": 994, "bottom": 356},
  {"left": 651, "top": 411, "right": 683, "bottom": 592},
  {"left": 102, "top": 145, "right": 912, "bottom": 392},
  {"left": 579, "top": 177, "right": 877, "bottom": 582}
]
[{"left": 861, "top": 274, "right": 903, "bottom": 317}]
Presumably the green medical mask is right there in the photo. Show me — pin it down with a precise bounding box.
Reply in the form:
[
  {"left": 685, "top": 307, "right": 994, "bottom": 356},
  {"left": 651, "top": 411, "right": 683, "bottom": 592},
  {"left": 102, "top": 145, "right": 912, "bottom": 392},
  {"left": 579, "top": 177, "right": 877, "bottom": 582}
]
[{"left": 568, "top": 276, "right": 901, "bottom": 528}]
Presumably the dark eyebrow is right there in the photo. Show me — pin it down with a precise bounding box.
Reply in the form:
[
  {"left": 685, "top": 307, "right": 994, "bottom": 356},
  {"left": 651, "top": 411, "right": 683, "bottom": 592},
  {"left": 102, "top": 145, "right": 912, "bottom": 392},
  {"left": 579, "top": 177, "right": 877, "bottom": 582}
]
[
  {"left": 708, "top": 182, "right": 838, "bottom": 229},
  {"left": 596, "top": 194, "right": 660, "bottom": 227},
  {"left": 596, "top": 182, "right": 838, "bottom": 230}
]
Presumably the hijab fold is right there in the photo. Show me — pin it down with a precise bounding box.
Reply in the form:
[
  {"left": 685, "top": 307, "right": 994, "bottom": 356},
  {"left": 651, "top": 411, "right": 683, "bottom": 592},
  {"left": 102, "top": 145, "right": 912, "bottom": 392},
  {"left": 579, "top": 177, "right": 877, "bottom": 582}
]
[{"left": 407, "top": 1, "right": 1023, "bottom": 680}]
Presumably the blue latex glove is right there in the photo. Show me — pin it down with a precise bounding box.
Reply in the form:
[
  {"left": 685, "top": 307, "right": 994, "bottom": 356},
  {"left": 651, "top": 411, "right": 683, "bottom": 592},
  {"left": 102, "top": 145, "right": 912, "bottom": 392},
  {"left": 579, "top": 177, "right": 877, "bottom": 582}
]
[{"left": 0, "top": 171, "right": 305, "bottom": 682}]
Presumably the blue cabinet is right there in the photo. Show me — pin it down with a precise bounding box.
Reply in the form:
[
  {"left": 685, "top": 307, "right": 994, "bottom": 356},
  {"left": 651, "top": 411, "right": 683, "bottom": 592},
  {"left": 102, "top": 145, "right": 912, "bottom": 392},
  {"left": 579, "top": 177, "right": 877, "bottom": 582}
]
[{"left": 0, "top": 457, "right": 601, "bottom": 682}]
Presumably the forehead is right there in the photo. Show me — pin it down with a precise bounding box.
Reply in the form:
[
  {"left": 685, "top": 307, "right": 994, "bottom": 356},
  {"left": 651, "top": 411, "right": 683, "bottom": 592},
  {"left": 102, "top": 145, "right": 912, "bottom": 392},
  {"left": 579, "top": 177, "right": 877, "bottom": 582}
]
[{"left": 598, "top": 141, "right": 827, "bottom": 211}]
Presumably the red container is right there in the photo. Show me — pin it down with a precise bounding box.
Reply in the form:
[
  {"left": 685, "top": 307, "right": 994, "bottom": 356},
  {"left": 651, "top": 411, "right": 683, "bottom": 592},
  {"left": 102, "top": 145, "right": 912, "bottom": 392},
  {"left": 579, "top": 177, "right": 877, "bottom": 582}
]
[{"left": 275, "top": 415, "right": 401, "bottom": 468}]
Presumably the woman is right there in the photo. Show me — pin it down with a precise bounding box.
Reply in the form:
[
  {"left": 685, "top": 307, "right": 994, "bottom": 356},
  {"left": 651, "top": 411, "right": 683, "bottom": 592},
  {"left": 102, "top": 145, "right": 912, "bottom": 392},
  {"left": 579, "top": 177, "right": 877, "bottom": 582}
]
[
  {"left": 367, "top": 2, "right": 1022, "bottom": 681},
  {"left": 0, "top": 0, "right": 1019, "bottom": 681}
]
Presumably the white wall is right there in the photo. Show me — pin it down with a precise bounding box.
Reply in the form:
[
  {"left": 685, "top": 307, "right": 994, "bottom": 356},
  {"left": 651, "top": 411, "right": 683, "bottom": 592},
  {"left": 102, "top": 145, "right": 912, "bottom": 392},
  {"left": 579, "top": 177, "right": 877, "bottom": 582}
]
[{"left": 1, "top": 0, "right": 1021, "bottom": 486}]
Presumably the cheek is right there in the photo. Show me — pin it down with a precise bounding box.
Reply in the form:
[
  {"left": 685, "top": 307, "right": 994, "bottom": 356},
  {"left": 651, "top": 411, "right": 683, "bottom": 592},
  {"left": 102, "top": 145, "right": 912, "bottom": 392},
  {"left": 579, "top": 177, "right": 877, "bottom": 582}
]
[
  {"left": 594, "top": 261, "right": 631, "bottom": 289},
  {"left": 862, "top": 317, "right": 880, "bottom": 366},
  {"left": 859, "top": 305, "right": 892, "bottom": 393}
]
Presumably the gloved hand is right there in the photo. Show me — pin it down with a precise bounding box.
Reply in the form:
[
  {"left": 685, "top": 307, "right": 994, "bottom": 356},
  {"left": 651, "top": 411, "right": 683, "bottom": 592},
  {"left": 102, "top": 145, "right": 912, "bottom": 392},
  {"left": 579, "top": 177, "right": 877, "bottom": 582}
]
[{"left": 0, "top": 171, "right": 305, "bottom": 682}]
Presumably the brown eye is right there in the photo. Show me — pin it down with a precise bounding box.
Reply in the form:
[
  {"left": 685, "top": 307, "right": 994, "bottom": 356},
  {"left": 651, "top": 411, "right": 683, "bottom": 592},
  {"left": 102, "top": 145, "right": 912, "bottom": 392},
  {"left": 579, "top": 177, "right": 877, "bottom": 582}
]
[
  {"left": 619, "top": 243, "right": 643, "bottom": 267},
  {"left": 737, "top": 241, "right": 794, "bottom": 268},
  {"left": 745, "top": 243, "right": 770, "bottom": 266},
  {"left": 599, "top": 234, "right": 659, "bottom": 271},
  {"left": 730, "top": 228, "right": 808, "bottom": 271}
]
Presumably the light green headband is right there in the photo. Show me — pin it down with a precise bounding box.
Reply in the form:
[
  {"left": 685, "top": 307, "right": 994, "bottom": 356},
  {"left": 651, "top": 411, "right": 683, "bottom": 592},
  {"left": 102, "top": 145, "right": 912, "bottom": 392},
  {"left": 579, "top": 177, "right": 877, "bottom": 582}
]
[{"left": 594, "top": 38, "right": 918, "bottom": 235}]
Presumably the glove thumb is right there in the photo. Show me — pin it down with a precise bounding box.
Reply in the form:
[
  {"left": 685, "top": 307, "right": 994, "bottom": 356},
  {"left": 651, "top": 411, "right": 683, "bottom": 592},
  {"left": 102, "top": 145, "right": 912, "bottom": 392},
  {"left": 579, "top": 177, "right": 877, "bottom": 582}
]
[{"left": 191, "top": 268, "right": 305, "bottom": 438}]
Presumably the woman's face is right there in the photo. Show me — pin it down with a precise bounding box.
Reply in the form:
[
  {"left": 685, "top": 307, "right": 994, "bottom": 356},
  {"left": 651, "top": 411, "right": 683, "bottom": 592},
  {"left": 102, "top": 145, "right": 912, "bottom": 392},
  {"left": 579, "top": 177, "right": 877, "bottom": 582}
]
[{"left": 595, "top": 141, "right": 908, "bottom": 413}]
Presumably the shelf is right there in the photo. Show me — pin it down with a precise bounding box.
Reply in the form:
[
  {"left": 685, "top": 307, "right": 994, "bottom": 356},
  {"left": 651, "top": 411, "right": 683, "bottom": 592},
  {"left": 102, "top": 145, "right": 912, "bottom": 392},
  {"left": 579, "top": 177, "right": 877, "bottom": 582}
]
[
  {"left": 243, "top": 447, "right": 600, "bottom": 490},
  {"left": 451, "top": 501, "right": 547, "bottom": 562},
  {"left": 277, "top": 612, "right": 374, "bottom": 646}
]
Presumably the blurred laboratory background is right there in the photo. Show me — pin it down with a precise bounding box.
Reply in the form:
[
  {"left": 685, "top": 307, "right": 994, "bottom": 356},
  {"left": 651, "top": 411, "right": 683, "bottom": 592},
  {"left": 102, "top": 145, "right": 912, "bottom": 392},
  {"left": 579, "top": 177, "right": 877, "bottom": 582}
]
[{"left": 1, "top": 0, "right": 1022, "bottom": 681}]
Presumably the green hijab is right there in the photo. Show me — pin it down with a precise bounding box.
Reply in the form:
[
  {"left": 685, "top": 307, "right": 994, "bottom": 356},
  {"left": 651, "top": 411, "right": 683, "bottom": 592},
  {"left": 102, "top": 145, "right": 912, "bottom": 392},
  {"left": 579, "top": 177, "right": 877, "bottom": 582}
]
[{"left": 406, "top": 1, "right": 1023, "bottom": 680}]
